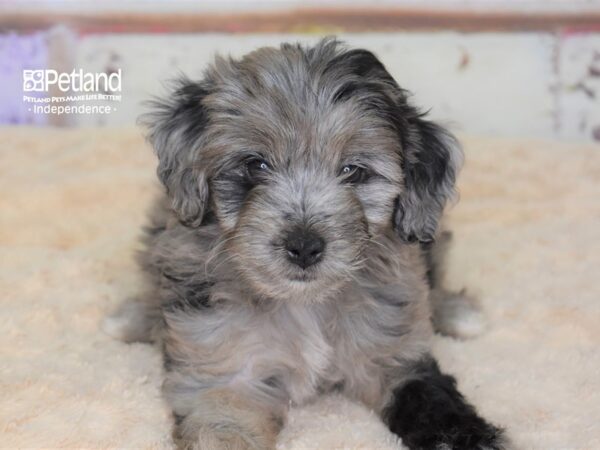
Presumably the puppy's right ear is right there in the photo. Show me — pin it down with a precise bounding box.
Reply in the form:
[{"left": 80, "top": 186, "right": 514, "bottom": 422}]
[{"left": 141, "top": 78, "right": 210, "bottom": 227}]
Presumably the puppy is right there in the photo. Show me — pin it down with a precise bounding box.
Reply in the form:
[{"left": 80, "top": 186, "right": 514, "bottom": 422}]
[{"left": 105, "top": 38, "right": 504, "bottom": 450}]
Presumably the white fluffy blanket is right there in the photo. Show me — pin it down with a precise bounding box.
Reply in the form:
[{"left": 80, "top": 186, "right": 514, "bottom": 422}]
[{"left": 1, "top": 127, "right": 599, "bottom": 449}]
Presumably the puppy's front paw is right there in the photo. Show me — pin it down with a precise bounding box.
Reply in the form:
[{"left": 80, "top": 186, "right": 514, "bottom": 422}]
[
  {"left": 385, "top": 358, "right": 506, "bottom": 450},
  {"left": 391, "top": 378, "right": 505, "bottom": 450},
  {"left": 419, "top": 415, "right": 505, "bottom": 450}
]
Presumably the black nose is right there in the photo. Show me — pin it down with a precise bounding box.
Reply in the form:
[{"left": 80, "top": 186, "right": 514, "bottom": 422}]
[{"left": 284, "top": 228, "right": 325, "bottom": 269}]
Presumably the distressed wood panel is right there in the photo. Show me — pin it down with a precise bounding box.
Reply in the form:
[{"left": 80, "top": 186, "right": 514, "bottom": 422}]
[
  {"left": 75, "top": 33, "right": 556, "bottom": 139},
  {"left": 557, "top": 34, "right": 600, "bottom": 141},
  {"left": 2, "top": 8, "right": 600, "bottom": 34}
]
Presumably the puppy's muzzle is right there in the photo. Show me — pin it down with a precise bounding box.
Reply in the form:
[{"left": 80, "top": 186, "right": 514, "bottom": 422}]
[{"left": 284, "top": 227, "right": 326, "bottom": 269}]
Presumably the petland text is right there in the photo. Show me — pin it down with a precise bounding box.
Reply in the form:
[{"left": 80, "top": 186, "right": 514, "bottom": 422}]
[{"left": 23, "top": 69, "right": 122, "bottom": 93}]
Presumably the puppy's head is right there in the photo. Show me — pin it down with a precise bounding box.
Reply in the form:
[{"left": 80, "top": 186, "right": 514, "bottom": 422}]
[{"left": 143, "top": 38, "right": 461, "bottom": 302}]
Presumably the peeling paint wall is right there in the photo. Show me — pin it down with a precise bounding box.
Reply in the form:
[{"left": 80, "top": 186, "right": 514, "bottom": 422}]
[
  {"left": 557, "top": 34, "right": 600, "bottom": 141},
  {"left": 73, "top": 32, "right": 600, "bottom": 141},
  {"left": 2, "top": 28, "right": 599, "bottom": 141},
  {"left": 8, "top": 0, "right": 600, "bottom": 14}
]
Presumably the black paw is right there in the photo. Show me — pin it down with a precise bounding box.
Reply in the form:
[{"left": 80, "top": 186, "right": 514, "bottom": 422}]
[{"left": 384, "top": 358, "right": 505, "bottom": 450}]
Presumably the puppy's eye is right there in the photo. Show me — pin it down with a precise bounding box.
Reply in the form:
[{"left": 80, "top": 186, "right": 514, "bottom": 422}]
[
  {"left": 339, "top": 165, "right": 367, "bottom": 184},
  {"left": 246, "top": 158, "right": 270, "bottom": 180}
]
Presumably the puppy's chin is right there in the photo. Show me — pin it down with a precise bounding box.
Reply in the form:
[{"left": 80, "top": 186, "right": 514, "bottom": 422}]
[
  {"left": 288, "top": 273, "right": 317, "bottom": 283},
  {"left": 239, "top": 262, "right": 346, "bottom": 304},
  {"left": 268, "top": 277, "right": 346, "bottom": 304},
  {"left": 284, "top": 263, "right": 321, "bottom": 283}
]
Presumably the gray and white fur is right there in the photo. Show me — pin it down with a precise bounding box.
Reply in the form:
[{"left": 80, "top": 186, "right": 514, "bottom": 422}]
[{"left": 105, "top": 38, "right": 504, "bottom": 450}]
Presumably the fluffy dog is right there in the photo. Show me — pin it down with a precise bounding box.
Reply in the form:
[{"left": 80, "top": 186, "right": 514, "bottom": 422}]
[{"left": 105, "top": 38, "right": 504, "bottom": 450}]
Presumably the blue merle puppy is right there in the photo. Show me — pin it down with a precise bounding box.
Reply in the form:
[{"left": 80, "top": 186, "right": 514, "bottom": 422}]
[{"left": 105, "top": 38, "right": 505, "bottom": 450}]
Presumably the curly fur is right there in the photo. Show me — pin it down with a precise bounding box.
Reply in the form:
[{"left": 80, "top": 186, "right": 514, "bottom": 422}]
[{"left": 105, "top": 38, "right": 504, "bottom": 450}]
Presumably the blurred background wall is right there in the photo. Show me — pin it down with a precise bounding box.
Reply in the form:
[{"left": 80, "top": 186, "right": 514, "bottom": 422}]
[{"left": 1, "top": 1, "right": 600, "bottom": 141}]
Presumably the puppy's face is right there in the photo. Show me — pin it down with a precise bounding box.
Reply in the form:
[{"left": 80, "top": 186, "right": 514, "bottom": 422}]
[
  {"left": 208, "top": 93, "right": 403, "bottom": 300},
  {"left": 144, "top": 40, "right": 461, "bottom": 302}
]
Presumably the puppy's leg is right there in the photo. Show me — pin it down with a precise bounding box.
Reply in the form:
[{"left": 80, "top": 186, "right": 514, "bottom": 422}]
[
  {"left": 430, "top": 288, "right": 486, "bottom": 340},
  {"left": 101, "top": 296, "right": 161, "bottom": 343},
  {"left": 383, "top": 356, "right": 505, "bottom": 450},
  {"left": 102, "top": 196, "right": 174, "bottom": 343},
  {"left": 424, "top": 231, "right": 486, "bottom": 339},
  {"left": 167, "top": 385, "right": 285, "bottom": 450}
]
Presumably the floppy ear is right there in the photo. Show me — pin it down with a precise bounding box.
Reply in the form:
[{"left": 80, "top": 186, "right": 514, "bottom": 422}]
[
  {"left": 141, "top": 78, "right": 211, "bottom": 227},
  {"left": 393, "top": 115, "right": 463, "bottom": 244},
  {"left": 320, "top": 43, "right": 462, "bottom": 244}
]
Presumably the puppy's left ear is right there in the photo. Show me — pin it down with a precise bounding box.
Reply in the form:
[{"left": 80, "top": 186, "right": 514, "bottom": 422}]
[
  {"left": 393, "top": 115, "right": 463, "bottom": 244},
  {"left": 323, "top": 44, "right": 462, "bottom": 244}
]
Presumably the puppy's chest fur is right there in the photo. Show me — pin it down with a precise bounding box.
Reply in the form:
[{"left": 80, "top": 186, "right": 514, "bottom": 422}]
[{"left": 150, "top": 211, "right": 432, "bottom": 411}]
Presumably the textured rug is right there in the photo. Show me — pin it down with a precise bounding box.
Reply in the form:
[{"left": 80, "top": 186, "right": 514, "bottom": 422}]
[{"left": 1, "top": 127, "right": 599, "bottom": 449}]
